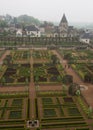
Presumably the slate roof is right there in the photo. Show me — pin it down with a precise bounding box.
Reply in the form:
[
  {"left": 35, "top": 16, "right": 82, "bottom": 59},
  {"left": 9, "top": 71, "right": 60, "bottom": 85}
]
[
  {"left": 25, "top": 25, "right": 39, "bottom": 31},
  {"left": 60, "top": 14, "right": 68, "bottom": 24},
  {"left": 81, "top": 33, "right": 93, "bottom": 39}
]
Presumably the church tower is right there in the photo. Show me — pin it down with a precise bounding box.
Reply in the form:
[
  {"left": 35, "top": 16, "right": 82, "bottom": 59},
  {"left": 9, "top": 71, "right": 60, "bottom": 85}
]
[{"left": 59, "top": 14, "right": 68, "bottom": 37}]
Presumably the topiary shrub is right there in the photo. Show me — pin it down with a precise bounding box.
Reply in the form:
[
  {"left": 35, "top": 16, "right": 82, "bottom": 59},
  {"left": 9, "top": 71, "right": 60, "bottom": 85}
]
[{"left": 63, "top": 74, "right": 73, "bottom": 84}]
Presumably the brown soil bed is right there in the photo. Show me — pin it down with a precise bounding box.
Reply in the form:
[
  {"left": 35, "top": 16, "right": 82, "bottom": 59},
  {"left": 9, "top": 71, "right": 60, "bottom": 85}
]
[{"left": 63, "top": 97, "right": 74, "bottom": 103}]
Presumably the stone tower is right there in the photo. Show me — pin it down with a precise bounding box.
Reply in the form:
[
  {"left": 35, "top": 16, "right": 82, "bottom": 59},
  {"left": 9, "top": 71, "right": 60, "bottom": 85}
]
[{"left": 59, "top": 14, "right": 68, "bottom": 37}]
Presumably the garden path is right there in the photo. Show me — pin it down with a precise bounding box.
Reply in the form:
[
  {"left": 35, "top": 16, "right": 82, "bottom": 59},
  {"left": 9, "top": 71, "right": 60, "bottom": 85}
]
[{"left": 29, "top": 50, "right": 36, "bottom": 120}]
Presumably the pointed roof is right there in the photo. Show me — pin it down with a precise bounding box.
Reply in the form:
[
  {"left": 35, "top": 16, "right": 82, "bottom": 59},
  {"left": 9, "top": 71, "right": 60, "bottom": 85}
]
[{"left": 60, "top": 14, "right": 68, "bottom": 24}]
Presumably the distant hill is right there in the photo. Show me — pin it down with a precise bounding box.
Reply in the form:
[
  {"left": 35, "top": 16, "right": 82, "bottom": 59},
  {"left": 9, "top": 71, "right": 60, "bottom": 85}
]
[
  {"left": 17, "top": 15, "right": 41, "bottom": 26},
  {"left": 70, "top": 22, "right": 93, "bottom": 29}
]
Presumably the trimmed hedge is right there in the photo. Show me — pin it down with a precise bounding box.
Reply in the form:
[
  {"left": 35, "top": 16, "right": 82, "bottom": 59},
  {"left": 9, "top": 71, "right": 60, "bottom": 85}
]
[
  {"left": 41, "top": 121, "right": 87, "bottom": 128},
  {"left": 41, "top": 116, "right": 84, "bottom": 123},
  {"left": 1, "top": 100, "right": 8, "bottom": 118},
  {"left": 35, "top": 98, "right": 38, "bottom": 119},
  {"left": 0, "top": 120, "right": 24, "bottom": 125},
  {"left": 27, "top": 98, "right": 30, "bottom": 119}
]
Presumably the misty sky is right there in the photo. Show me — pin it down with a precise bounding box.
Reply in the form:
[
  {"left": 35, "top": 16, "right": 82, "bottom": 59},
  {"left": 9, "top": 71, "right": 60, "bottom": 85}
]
[{"left": 0, "top": 0, "right": 93, "bottom": 23}]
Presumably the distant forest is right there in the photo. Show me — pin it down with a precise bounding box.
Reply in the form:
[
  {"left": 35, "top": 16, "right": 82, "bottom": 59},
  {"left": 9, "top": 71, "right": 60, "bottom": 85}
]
[
  {"left": 0, "top": 14, "right": 55, "bottom": 29},
  {"left": 17, "top": 15, "right": 41, "bottom": 25}
]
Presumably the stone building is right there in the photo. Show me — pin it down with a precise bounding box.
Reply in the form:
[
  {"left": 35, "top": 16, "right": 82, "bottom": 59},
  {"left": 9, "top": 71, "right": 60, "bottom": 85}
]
[
  {"left": 59, "top": 14, "right": 68, "bottom": 37},
  {"left": 54, "top": 14, "right": 78, "bottom": 37}
]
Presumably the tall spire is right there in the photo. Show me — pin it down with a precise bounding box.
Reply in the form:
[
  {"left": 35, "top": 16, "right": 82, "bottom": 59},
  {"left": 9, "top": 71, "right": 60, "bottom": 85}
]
[{"left": 60, "top": 14, "right": 68, "bottom": 24}]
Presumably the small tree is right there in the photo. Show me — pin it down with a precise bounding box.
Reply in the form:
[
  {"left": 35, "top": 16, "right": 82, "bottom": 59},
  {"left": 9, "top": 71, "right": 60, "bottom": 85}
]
[
  {"left": 76, "top": 89, "right": 81, "bottom": 96},
  {"left": 63, "top": 74, "right": 73, "bottom": 84},
  {"left": 84, "top": 74, "right": 91, "bottom": 83},
  {"left": 68, "top": 83, "right": 80, "bottom": 96},
  {"left": 51, "top": 55, "right": 59, "bottom": 64}
]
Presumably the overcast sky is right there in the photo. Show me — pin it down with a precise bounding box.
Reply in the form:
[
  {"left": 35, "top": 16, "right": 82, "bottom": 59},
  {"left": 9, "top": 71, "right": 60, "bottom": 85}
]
[{"left": 0, "top": 0, "right": 93, "bottom": 23}]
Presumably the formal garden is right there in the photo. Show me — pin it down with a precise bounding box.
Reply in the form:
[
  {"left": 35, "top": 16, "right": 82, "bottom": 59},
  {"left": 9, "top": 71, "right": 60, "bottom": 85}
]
[
  {"left": 59, "top": 49, "right": 93, "bottom": 83},
  {"left": 0, "top": 49, "right": 93, "bottom": 130},
  {"left": 35, "top": 91, "right": 92, "bottom": 130},
  {"left": 0, "top": 93, "right": 29, "bottom": 130}
]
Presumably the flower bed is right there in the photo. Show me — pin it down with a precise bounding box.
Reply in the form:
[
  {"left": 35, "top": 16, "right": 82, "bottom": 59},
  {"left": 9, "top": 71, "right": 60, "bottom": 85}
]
[
  {"left": 63, "top": 97, "right": 74, "bottom": 103},
  {"left": 9, "top": 110, "right": 22, "bottom": 119},
  {"left": 43, "top": 109, "right": 57, "bottom": 117},
  {"left": 42, "top": 98, "right": 53, "bottom": 105},
  {"left": 67, "top": 107, "right": 81, "bottom": 116},
  {"left": 0, "top": 63, "right": 30, "bottom": 85},
  {"left": 11, "top": 50, "right": 30, "bottom": 62},
  {"left": 33, "top": 63, "right": 64, "bottom": 83},
  {"left": 12, "top": 99, "right": 23, "bottom": 107},
  {"left": 32, "top": 50, "right": 51, "bottom": 60}
]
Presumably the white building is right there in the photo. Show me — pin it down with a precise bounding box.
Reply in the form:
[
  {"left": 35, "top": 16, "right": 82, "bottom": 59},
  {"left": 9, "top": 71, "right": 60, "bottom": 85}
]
[
  {"left": 25, "top": 25, "right": 41, "bottom": 37},
  {"left": 16, "top": 29, "right": 22, "bottom": 37},
  {"left": 80, "top": 33, "right": 91, "bottom": 44}
]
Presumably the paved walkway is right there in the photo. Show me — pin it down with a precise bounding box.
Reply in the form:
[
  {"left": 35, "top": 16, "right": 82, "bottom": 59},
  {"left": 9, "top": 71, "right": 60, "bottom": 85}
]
[{"left": 29, "top": 50, "right": 36, "bottom": 120}]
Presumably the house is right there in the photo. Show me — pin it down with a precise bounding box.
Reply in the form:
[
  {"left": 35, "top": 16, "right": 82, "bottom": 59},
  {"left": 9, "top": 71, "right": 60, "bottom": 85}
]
[
  {"left": 80, "top": 33, "right": 92, "bottom": 44},
  {"left": 25, "top": 25, "right": 41, "bottom": 37},
  {"left": 16, "top": 29, "right": 22, "bottom": 37}
]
